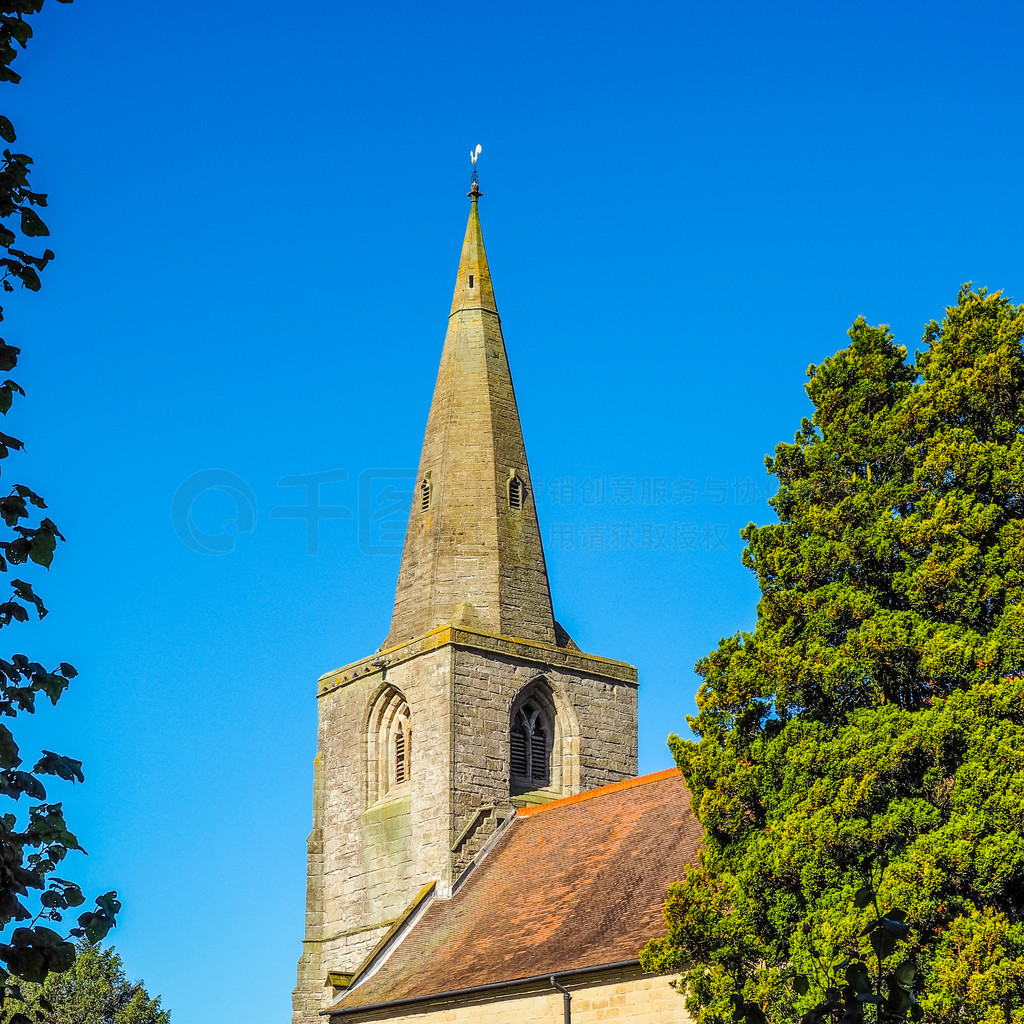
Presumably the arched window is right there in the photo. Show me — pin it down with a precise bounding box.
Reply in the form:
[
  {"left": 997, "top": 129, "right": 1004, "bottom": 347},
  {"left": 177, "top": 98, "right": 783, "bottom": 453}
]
[
  {"left": 510, "top": 677, "right": 580, "bottom": 799},
  {"left": 510, "top": 701, "right": 550, "bottom": 789},
  {"left": 367, "top": 687, "right": 412, "bottom": 803},
  {"left": 420, "top": 473, "right": 432, "bottom": 513}
]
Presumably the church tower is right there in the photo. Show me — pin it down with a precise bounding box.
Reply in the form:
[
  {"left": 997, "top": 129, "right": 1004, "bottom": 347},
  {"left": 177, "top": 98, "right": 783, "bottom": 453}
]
[{"left": 293, "top": 179, "right": 639, "bottom": 1024}]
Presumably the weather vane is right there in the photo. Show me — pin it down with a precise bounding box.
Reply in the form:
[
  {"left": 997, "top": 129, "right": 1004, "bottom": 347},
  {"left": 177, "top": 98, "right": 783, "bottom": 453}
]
[{"left": 468, "top": 144, "right": 483, "bottom": 197}]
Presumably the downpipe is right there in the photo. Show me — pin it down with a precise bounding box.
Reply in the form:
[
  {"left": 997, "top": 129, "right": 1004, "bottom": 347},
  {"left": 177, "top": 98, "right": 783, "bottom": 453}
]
[{"left": 550, "top": 976, "right": 571, "bottom": 1024}]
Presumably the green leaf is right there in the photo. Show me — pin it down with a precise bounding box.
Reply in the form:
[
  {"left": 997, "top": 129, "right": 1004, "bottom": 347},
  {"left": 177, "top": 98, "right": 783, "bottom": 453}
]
[
  {"left": 0, "top": 342, "right": 20, "bottom": 371},
  {"left": 8, "top": 769, "right": 46, "bottom": 799},
  {"left": 846, "top": 961, "right": 872, "bottom": 994},
  {"left": 27, "top": 530, "right": 55, "bottom": 567},
  {"left": 870, "top": 926, "right": 898, "bottom": 962},
  {"left": 4, "top": 947, "right": 44, "bottom": 983},
  {"left": 14, "top": 485, "right": 45, "bottom": 509},
  {"left": 57, "top": 881, "right": 83, "bottom": 907},
  {"left": 34, "top": 750, "right": 84, "bottom": 783},
  {"left": 79, "top": 891, "right": 120, "bottom": 943},
  {"left": 880, "top": 913, "right": 911, "bottom": 939},
  {"left": 30, "top": 926, "right": 62, "bottom": 948},
  {"left": 1, "top": 15, "right": 33, "bottom": 48},
  {"left": 894, "top": 961, "right": 915, "bottom": 986},
  {"left": 886, "top": 979, "right": 913, "bottom": 1014},
  {"left": 854, "top": 886, "right": 873, "bottom": 909},
  {"left": 28, "top": 805, "right": 81, "bottom": 850},
  {"left": 9, "top": 245, "right": 54, "bottom": 271},
  {"left": 0, "top": 117, "right": 13, "bottom": 144},
  {"left": 0, "top": 496, "right": 27, "bottom": 525},
  {"left": 793, "top": 974, "right": 809, "bottom": 995},
  {"left": 40, "top": 518, "right": 65, "bottom": 542},
  {"left": 18, "top": 206, "right": 47, "bottom": 237},
  {"left": 15, "top": 264, "right": 39, "bottom": 290},
  {"left": 12, "top": 579, "right": 47, "bottom": 617},
  {"left": 0, "top": 722, "right": 19, "bottom": 768},
  {"left": 855, "top": 993, "right": 885, "bottom": 1005},
  {"left": 42, "top": 940, "right": 74, "bottom": 973},
  {"left": 0, "top": 600, "right": 31, "bottom": 623}
]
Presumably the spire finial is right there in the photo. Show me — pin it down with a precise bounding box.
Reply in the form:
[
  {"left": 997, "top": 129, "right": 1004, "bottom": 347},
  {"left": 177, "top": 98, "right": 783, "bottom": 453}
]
[{"left": 468, "top": 144, "right": 483, "bottom": 200}]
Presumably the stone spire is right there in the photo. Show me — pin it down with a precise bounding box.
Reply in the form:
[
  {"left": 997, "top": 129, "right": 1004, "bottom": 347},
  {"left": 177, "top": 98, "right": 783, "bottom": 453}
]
[{"left": 382, "top": 183, "right": 557, "bottom": 649}]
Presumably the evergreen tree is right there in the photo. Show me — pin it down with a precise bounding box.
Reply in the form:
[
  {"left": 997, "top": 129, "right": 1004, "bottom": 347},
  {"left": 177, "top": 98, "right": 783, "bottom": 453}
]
[
  {"left": 5, "top": 943, "right": 169, "bottom": 1024},
  {"left": 641, "top": 287, "right": 1024, "bottom": 1022}
]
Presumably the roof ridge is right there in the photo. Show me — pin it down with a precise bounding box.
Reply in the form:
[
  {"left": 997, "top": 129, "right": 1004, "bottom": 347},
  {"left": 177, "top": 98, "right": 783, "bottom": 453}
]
[{"left": 517, "top": 767, "right": 681, "bottom": 817}]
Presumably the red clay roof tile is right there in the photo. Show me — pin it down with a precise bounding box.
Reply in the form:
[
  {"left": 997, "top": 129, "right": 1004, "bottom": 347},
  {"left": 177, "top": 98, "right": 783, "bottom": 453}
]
[{"left": 332, "top": 768, "right": 701, "bottom": 1013}]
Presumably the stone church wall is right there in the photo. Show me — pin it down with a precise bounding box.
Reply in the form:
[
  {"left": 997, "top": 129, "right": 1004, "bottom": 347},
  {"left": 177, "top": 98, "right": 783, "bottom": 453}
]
[
  {"left": 329, "top": 969, "right": 688, "bottom": 1023},
  {"left": 450, "top": 646, "right": 638, "bottom": 834},
  {"left": 295, "top": 645, "right": 457, "bottom": 1020},
  {"left": 295, "top": 630, "right": 639, "bottom": 1023}
]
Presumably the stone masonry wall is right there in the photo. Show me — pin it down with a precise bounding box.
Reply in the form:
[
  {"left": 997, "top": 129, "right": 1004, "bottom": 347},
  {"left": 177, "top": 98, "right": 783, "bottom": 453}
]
[
  {"left": 326, "top": 969, "right": 688, "bottom": 1024},
  {"left": 293, "top": 646, "right": 456, "bottom": 1024},
  {"left": 450, "top": 646, "right": 638, "bottom": 852},
  {"left": 295, "top": 631, "right": 639, "bottom": 1024},
  {"left": 384, "top": 201, "right": 556, "bottom": 650},
  {"left": 292, "top": 755, "right": 326, "bottom": 1023}
]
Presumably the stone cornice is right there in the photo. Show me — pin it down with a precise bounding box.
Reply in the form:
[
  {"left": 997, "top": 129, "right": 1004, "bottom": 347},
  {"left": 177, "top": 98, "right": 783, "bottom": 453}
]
[{"left": 317, "top": 626, "right": 637, "bottom": 697}]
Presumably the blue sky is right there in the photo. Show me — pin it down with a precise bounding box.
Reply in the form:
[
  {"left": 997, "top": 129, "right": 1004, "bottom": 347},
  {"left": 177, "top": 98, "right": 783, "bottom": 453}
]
[{"left": 4, "top": 0, "right": 1023, "bottom": 1020}]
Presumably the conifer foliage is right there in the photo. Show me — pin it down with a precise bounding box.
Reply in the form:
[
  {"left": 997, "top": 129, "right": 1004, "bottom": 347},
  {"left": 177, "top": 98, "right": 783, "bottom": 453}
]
[
  {"left": 0, "top": 0, "right": 119, "bottom": 1009},
  {"left": 641, "top": 287, "right": 1024, "bottom": 1022},
  {"left": 6, "top": 943, "right": 169, "bottom": 1024}
]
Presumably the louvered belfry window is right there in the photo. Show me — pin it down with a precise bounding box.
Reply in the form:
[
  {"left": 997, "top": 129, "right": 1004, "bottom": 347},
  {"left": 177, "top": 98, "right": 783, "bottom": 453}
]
[
  {"left": 530, "top": 726, "right": 547, "bottom": 779},
  {"left": 390, "top": 710, "right": 411, "bottom": 789},
  {"left": 510, "top": 725, "right": 529, "bottom": 777},
  {"left": 395, "top": 728, "right": 408, "bottom": 784},
  {"left": 511, "top": 702, "right": 549, "bottom": 786}
]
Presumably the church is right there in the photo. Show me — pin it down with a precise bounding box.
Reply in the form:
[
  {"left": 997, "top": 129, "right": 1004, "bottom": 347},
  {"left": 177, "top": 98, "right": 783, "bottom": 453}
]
[{"left": 292, "top": 172, "right": 702, "bottom": 1024}]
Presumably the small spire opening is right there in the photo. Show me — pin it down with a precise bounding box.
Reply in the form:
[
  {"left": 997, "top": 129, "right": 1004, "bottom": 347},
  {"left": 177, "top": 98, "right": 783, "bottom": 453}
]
[
  {"left": 420, "top": 473, "right": 432, "bottom": 513},
  {"left": 468, "top": 275, "right": 474, "bottom": 288},
  {"left": 507, "top": 470, "right": 524, "bottom": 511}
]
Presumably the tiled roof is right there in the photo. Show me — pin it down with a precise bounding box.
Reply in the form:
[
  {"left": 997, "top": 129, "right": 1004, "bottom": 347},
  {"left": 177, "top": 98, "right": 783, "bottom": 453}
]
[{"left": 332, "top": 768, "right": 701, "bottom": 1013}]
